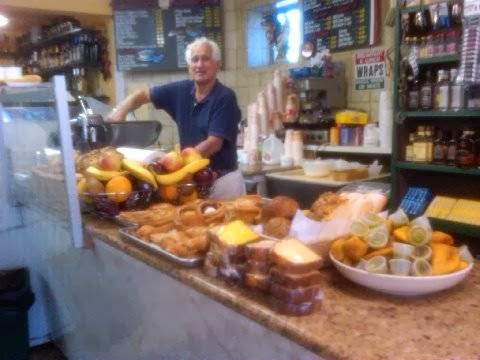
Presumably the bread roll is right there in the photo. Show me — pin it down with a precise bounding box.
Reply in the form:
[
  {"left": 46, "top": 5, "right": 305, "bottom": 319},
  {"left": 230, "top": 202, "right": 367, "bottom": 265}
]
[{"left": 262, "top": 196, "right": 299, "bottom": 221}]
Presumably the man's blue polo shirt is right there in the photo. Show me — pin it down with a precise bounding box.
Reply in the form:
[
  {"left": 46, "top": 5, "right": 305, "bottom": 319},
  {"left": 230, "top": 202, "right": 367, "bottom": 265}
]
[{"left": 149, "top": 79, "right": 241, "bottom": 172}]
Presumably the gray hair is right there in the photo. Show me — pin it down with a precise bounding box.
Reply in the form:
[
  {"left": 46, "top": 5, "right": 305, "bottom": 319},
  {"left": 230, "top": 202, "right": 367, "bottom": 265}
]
[{"left": 185, "top": 37, "right": 221, "bottom": 65}]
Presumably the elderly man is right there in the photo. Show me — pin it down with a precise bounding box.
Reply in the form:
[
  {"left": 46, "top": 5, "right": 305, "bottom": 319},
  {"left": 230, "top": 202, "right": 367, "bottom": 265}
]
[{"left": 108, "top": 37, "right": 244, "bottom": 199}]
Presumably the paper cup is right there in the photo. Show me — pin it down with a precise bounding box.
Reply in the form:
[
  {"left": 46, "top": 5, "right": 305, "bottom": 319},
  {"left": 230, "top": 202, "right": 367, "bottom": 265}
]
[{"left": 389, "top": 258, "right": 412, "bottom": 276}]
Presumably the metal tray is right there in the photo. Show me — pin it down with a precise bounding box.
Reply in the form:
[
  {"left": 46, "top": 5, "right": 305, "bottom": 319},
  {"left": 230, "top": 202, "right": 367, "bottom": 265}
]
[{"left": 119, "top": 227, "right": 203, "bottom": 267}]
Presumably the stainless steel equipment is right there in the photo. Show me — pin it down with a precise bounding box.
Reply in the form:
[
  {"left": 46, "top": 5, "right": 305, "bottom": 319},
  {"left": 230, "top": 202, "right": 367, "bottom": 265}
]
[
  {"left": 295, "top": 77, "right": 346, "bottom": 125},
  {"left": 71, "top": 96, "right": 162, "bottom": 151}
]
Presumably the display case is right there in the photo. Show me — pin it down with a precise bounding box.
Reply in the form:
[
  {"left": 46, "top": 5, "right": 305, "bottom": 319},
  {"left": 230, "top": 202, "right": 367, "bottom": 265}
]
[{"left": 0, "top": 76, "right": 83, "bottom": 247}]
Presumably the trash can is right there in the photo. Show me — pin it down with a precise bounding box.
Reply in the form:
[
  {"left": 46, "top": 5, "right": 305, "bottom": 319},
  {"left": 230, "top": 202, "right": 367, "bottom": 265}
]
[{"left": 0, "top": 268, "right": 35, "bottom": 360}]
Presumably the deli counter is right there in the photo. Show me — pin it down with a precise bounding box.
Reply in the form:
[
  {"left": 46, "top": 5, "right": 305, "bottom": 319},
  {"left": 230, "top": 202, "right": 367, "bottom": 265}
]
[{"left": 1, "top": 79, "right": 479, "bottom": 360}]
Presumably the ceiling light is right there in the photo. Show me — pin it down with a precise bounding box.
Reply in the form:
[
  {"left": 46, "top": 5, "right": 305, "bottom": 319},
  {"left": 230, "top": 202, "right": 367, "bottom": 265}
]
[{"left": 0, "top": 14, "right": 9, "bottom": 27}]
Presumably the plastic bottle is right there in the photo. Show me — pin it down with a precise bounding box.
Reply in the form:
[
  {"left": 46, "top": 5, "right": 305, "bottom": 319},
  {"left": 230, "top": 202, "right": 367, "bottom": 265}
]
[{"left": 262, "top": 134, "right": 284, "bottom": 165}]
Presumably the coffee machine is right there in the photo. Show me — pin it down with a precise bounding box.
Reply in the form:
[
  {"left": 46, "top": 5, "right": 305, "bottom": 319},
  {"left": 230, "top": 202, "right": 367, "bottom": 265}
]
[{"left": 294, "top": 77, "right": 346, "bottom": 145}]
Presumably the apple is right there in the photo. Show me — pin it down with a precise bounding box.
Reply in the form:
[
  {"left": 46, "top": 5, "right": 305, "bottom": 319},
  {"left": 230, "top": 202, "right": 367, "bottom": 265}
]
[
  {"left": 98, "top": 154, "right": 122, "bottom": 171},
  {"left": 160, "top": 151, "right": 184, "bottom": 173},
  {"left": 181, "top": 147, "right": 202, "bottom": 165},
  {"left": 149, "top": 160, "right": 165, "bottom": 174},
  {"left": 193, "top": 168, "right": 215, "bottom": 185}
]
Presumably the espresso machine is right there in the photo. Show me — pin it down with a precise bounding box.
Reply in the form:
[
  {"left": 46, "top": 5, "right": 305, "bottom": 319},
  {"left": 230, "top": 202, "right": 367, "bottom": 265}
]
[{"left": 294, "top": 77, "right": 346, "bottom": 145}]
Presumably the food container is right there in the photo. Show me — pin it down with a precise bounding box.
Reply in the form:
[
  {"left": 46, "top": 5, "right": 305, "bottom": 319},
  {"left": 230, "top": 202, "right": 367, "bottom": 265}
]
[{"left": 302, "top": 159, "right": 332, "bottom": 177}]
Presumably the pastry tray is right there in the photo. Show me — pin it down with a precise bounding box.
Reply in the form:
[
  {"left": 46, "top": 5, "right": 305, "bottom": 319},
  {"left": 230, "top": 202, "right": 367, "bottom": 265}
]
[{"left": 119, "top": 227, "right": 204, "bottom": 267}]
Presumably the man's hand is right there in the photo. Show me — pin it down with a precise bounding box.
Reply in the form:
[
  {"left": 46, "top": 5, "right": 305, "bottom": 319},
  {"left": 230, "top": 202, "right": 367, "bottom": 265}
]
[
  {"left": 106, "top": 89, "right": 151, "bottom": 122},
  {"left": 195, "top": 135, "right": 223, "bottom": 158}
]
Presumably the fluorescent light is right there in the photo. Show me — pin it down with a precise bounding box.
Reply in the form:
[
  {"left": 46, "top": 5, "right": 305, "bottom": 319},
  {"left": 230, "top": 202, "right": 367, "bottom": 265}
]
[
  {"left": 0, "top": 14, "right": 9, "bottom": 27},
  {"left": 275, "top": 0, "right": 298, "bottom": 9}
]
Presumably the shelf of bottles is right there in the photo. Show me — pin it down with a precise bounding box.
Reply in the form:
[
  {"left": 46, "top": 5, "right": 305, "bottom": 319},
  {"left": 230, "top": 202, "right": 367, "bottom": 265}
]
[{"left": 15, "top": 19, "right": 101, "bottom": 82}]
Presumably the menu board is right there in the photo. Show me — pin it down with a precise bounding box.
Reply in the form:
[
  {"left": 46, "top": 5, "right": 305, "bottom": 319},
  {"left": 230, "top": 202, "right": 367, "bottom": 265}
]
[
  {"left": 303, "top": 0, "right": 380, "bottom": 53},
  {"left": 112, "top": 0, "right": 223, "bottom": 71}
]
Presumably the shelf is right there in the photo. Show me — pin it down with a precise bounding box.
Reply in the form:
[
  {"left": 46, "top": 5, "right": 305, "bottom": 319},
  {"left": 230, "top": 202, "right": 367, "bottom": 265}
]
[
  {"left": 400, "top": 1, "right": 453, "bottom": 14},
  {"left": 401, "top": 110, "right": 480, "bottom": 118},
  {"left": 429, "top": 217, "right": 480, "bottom": 238},
  {"left": 0, "top": 51, "right": 16, "bottom": 57},
  {"left": 17, "top": 28, "right": 97, "bottom": 54},
  {"left": 396, "top": 161, "right": 480, "bottom": 176},
  {"left": 39, "top": 63, "right": 101, "bottom": 76},
  {"left": 304, "top": 145, "right": 391, "bottom": 154},
  {"left": 417, "top": 54, "right": 460, "bottom": 65}
]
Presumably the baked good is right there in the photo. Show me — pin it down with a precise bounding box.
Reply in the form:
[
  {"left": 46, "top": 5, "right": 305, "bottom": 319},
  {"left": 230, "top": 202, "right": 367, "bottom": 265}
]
[
  {"left": 270, "top": 297, "right": 322, "bottom": 316},
  {"left": 150, "top": 229, "right": 208, "bottom": 258},
  {"left": 176, "top": 204, "right": 206, "bottom": 228},
  {"left": 244, "top": 272, "right": 270, "bottom": 292},
  {"left": 245, "top": 260, "right": 271, "bottom": 274},
  {"left": 261, "top": 196, "right": 299, "bottom": 221},
  {"left": 271, "top": 238, "right": 323, "bottom": 274},
  {"left": 245, "top": 239, "right": 277, "bottom": 262},
  {"left": 225, "top": 195, "right": 263, "bottom": 224},
  {"left": 218, "top": 262, "right": 245, "bottom": 281},
  {"left": 199, "top": 200, "right": 226, "bottom": 225},
  {"left": 263, "top": 217, "right": 291, "bottom": 239},
  {"left": 135, "top": 222, "right": 176, "bottom": 241},
  {"left": 270, "top": 267, "right": 322, "bottom": 288},
  {"left": 309, "top": 192, "right": 345, "bottom": 221},
  {"left": 270, "top": 283, "right": 322, "bottom": 304},
  {"left": 118, "top": 203, "right": 177, "bottom": 226}
]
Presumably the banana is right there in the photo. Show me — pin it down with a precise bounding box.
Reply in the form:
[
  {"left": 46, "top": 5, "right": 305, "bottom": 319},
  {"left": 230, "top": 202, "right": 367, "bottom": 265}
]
[
  {"left": 85, "top": 166, "right": 125, "bottom": 182},
  {"left": 156, "top": 158, "right": 209, "bottom": 185},
  {"left": 121, "top": 159, "right": 158, "bottom": 189}
]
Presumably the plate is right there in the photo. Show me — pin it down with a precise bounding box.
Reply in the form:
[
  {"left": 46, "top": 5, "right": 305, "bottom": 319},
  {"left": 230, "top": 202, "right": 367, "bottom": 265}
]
[{"left": 330, "top": 252, "right": 474, "bottom": 296}]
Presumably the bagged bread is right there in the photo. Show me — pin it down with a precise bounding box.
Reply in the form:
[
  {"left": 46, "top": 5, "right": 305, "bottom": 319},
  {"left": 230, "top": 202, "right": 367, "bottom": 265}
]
[
  {"left": 270, "top": 267, "right": 322, "bottom": 288},
  {"left": 271, "top": 238, "right": 323, "bottom": 274}
]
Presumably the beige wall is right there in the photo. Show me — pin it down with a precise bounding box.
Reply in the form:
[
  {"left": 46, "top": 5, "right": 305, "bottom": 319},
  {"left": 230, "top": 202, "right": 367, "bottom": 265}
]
[{"left": 122, "top": 0, "right": 394, "bottom": 150}]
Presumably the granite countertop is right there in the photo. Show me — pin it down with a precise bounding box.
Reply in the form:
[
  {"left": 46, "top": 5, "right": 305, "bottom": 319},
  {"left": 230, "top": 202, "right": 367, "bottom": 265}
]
[
  {"left": 84, "top": 217, "right": 480, "bottom": 360},
  {"left": 239, "top": 163, "right": 300, "bottom": 177}
]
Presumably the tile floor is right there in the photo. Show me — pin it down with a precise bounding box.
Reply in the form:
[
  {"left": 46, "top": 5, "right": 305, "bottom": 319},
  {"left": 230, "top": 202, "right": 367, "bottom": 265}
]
[{"left": 27, "top": 343, "right": 66, "bottom": 360}]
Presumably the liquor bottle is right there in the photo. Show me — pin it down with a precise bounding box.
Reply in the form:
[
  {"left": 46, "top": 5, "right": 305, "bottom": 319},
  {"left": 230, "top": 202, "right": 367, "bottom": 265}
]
[
  {"left": 432, "top": 129, "right": 446, "bottom": 164},
  {"left": 420, "top": 70, "right": 433, "bottom": 110},
  {"left": 405, "top": 132, "right": 415, "bottom": 161},
  {"left": 449, "top": 68, "right": 464, "bottom": 111},
  {"left": 413, "top": 126, "right": 427, "bottom": 162},
  {"left": 408, "top": 75, "right": 420, "bottom": 110},
  {"left": 446, "top": 131, "right": 458, "bottom": 166},
  {"left": 456, "top": 129, "right": 477, "bottom": 168},
  {"left": 435, "top": 70, "right": 450, "bottom": 111},
  {"left": 425, "top": 126, "right": 434, "bottom": 163}
]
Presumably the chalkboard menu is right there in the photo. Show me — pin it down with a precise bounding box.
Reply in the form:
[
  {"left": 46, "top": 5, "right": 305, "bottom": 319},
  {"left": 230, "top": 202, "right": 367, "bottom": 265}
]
[
  {"left": 112, "top": 0, "right": 223, "bottom": 71},
  {"left": 303, "top": 0, "right": 380, "bottom": 53}
]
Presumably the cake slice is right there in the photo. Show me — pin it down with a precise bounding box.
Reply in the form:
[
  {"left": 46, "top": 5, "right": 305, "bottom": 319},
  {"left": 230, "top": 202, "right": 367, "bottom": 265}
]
[
  {"left": 270, "top": 283, "right": 322, "bottom": 304},
  {"left": 244, "top": 272, "right": 270, "bottom": 292},
  {"left": 270, "top": 267, "right": 322, "bottom": 288},
  {"left": 271, "top": 238, "right": 323, "bottom": 274},
  {"left": 245, "top": 239, "right": 277, "bottom": 262}
]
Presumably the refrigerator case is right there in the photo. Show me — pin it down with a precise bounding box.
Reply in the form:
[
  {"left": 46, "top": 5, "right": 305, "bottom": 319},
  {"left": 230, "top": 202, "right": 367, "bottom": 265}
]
[{"left": 0, "top": 77, "right": 83, "bottom": 345}]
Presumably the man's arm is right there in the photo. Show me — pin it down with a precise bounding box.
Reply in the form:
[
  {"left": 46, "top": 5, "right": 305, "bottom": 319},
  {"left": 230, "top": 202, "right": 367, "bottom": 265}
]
[
  {"left": 195, "top": 135, "right": 223, "bottom": 158},
  {"left": 107, "top": 89, "right": 151, "bottom": 122}
]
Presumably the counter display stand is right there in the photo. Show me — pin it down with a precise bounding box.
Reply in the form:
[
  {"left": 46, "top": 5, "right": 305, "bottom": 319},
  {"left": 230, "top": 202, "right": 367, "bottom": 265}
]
[{"left": 0, "top": 77, "right": 83, "bottom": 344}]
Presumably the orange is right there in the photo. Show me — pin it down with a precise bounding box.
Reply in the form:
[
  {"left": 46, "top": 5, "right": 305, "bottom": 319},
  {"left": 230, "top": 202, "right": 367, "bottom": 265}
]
[
  {"left": 105, "top": 176, "right": 132, "bottom": 203},
  {"left": 158, "top": 184, "right": 178, "bottom": 202}
]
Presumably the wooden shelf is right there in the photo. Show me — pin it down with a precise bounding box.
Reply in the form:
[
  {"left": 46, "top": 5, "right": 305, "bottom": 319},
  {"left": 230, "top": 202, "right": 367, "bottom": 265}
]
[
  {"left": 304, "top": 145, "right": 391, "bottom": 154},
  {"left": 396, "top": 161, "right": 480, "bottom": 176},
  {"left": 417, "top": 54, "right": 460, "bottom": 65},
  {"left": 401, "top": 110, "right": 480, "bottom": 118},
  {"left": 429, "top": 217, "right": 480, "bottom": 238}
]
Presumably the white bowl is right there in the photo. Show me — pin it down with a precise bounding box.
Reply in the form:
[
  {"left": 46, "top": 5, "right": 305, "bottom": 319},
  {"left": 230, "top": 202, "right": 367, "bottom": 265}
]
[
  {"left": 330, "top": 252, "right": 473, "bottom": 296},
  {"left": 302, "top": 159, "right": 332, "bottom": 177}
]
